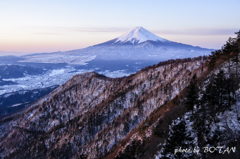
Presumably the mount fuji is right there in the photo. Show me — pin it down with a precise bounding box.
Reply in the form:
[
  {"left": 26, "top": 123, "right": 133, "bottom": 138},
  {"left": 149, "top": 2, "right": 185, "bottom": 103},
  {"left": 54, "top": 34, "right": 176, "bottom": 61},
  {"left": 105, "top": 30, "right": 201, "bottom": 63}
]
[
  {"left": 19, "top": 27, "right": 213, "bottom": 64},
  {"left": 0, "top": 27, "right": 213, "bottom": 116},
  {"left": 113, "top": 26, "right": 169, "bottom": 44}
]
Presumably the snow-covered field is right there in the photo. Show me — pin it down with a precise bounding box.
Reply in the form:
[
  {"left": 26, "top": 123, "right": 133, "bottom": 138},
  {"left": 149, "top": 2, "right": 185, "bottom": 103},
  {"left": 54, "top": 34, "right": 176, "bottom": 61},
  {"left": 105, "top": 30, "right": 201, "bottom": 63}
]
[{"left": 0, "top": 67, "right": 132, "bottom": 95}]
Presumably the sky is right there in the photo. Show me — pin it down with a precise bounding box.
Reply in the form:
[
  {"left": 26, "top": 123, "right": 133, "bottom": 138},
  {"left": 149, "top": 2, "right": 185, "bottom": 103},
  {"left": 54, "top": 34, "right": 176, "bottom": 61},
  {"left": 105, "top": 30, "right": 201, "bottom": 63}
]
[{"left": 0, "top": 0, "right": 239, "bottom": 56}]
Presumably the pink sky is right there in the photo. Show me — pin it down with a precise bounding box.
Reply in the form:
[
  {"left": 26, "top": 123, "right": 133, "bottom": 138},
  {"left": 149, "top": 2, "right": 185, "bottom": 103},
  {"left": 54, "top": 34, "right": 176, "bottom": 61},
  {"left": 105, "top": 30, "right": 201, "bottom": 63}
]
[{"left": 0, "top": 0, "right": 239, "bottom": 55}]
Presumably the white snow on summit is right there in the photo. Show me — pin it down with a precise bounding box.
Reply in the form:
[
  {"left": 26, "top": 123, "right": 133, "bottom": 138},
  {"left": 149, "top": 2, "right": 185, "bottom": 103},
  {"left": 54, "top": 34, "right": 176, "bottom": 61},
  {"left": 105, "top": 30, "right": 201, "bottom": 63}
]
[
  {"left": 17, "top": 26, "right": 211, "bottom": 64},
  {"left": 115, "top": 27, "right": 168, "bottom": 44}
]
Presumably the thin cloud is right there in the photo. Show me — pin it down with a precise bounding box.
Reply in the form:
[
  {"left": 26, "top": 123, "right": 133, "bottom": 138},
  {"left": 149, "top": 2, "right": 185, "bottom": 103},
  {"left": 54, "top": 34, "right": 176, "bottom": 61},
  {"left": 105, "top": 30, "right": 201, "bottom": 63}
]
[
  {"left": 154, "top": 28, "right": 238, "bottom": 36},
  {"left": 31, "top": 27, "right": 238, "bottom": 36},
  {"left": 65, "top": 27, "right": 128, "bottom": 33},
  {"left": 31, "top": 27, "right": 129, "bottom": 35},
  {"left": 34, "top": 32, "right": 67, "bottom": 35}
]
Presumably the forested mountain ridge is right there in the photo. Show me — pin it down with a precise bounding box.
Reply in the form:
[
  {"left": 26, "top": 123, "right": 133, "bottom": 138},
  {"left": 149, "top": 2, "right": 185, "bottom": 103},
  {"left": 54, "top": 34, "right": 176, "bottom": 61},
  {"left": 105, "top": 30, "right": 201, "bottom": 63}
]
[
  {"left": 0, "top": 31, "right": 240, "bottom": 159},
  {"left": 121, "top": 30, "right": 240, "bottom": 159},
  {"left": 0, "top": 56, "right": 208, "bottom": 158}
]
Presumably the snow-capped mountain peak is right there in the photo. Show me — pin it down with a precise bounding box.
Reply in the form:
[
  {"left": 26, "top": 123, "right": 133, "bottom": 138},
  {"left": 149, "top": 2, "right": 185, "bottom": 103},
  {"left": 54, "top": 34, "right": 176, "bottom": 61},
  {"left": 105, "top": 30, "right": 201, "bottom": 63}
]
[
  {"left": 18, "top": 26, "right": 212, "bottom": 64},
  {"left": 115, "top": 26, "right": 168, "bottom": 44}
]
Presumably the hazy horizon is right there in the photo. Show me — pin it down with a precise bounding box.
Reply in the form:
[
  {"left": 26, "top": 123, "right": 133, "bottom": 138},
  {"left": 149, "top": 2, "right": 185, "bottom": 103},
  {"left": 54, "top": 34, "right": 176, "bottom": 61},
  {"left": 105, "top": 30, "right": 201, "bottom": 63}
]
[{"left": 1, "top": 0, "right": 239, "bottom": 56}]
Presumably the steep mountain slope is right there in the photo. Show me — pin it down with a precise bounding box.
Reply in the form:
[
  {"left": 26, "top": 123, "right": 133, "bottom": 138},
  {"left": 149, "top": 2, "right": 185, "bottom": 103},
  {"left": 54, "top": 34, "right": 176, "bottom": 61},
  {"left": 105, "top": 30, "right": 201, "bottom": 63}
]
[
  {"left": 0, "top": 56, "right": 208, "bottom": 158},
  {"left": 19, "top": 27, "right": 212, "bottom": 64},
  {"left": 109, "top": 33, "right": 240, "bottom": 159}
]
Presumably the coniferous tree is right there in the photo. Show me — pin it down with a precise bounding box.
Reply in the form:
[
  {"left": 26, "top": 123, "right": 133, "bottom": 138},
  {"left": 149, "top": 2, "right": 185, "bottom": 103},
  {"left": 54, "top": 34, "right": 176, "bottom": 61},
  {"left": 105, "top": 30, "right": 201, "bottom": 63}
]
[
  {"left": 199, "top": 70, "right": 237, "bottom": 125},
  {"left": 192, "top": 108, "right": 206, "bottom": 134},
  {"left": 207, "top": 71, "right": 235, "bottom": 114},
  {"left": 208, "top": 51, "right": 217, "bottom": 70},
  {"left": 213, "top": 70, "right": 226, "bottom": 112},
  {"left": 185, "top": 74, "right": 198, "bottom": 115},
  {"left": 161, "top": 120, "right": 194, "bottom": 159},
  {"left": 235, "top": 30, "right": 240, "bottom": 40},
  {"left": 222, "top": 39, "right": 234, "bottom": 72},
  {"left": 203, "top": 75, "right": 219, "bottom": 122},
  {"left": 230, "top": 38, "right": 239, "bottom": 76}
]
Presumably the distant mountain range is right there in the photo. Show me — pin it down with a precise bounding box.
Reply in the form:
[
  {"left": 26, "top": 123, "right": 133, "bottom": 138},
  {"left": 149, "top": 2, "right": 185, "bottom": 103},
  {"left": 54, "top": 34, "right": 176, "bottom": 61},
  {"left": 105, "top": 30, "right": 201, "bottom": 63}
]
[
  {"left": 19, "top": 27, "right": 213, "bottom": 64},
  {"left": 0, "top": 27, "right": 213, "bottom": 117}
]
